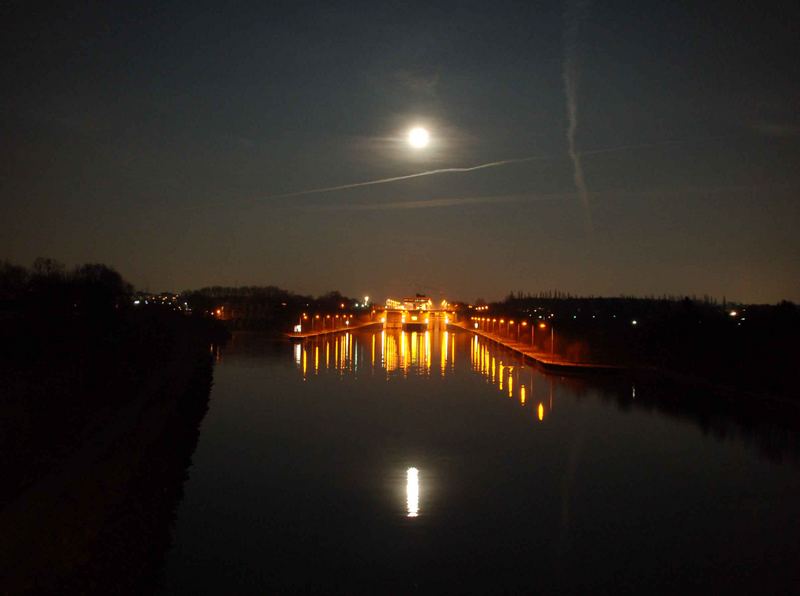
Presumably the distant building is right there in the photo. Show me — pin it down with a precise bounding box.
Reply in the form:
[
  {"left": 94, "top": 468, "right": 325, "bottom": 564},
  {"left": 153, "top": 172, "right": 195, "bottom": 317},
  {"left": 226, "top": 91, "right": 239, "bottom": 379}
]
[{"left": 385, "top": 296, "right": 433, "bottom": 311}]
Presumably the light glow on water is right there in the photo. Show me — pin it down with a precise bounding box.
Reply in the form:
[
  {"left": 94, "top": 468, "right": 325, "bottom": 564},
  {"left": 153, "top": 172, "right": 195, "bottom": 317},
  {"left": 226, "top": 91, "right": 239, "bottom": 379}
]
[{"left": 407, "top": 467, "right": 419, "bottom": 517}]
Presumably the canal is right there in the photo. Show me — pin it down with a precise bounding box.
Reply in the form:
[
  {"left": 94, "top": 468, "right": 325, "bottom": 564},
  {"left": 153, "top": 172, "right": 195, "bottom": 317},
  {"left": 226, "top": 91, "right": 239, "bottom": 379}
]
[{"left": 159, "top": 328, "right": 800, "bottom": 594}]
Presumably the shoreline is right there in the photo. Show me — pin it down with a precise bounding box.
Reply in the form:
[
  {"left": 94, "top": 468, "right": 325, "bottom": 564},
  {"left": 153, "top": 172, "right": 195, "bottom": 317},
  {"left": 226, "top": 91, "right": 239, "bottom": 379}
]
[{"left": 451, "top": 322, "right": 625, "bottom": 373}]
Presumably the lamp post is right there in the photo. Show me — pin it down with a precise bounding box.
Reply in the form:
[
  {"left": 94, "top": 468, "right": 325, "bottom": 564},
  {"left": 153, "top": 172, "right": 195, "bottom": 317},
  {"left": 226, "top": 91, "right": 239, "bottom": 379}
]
[{"left": 534, "top": 322, "right": 547, "bottom": 352}]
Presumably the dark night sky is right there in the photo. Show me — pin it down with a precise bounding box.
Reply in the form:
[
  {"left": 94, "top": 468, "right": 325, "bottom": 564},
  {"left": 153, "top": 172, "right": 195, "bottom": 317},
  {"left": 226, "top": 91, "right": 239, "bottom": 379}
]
[{"left": 2, "top": 0, "right": 799, "bottom": 302}]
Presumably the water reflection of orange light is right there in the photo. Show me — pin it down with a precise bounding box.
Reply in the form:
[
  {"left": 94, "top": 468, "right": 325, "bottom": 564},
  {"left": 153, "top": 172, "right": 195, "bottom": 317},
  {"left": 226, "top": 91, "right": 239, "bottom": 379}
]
[
  {"left": 520, "top": 385, "right": 526, "bottom": 405},
  {"left": 401, "top": 332, "right": 409, "bottom": 373},
  {"left": 314, "top": 346, "right": 319, "bottom": 373},
  {"left": 302, "top": 347, "right": 307, "bottom": 378},
  {"left": 385, "top": 334, "right": 398, "bottom": 372},
  {"left": 441, "top": 331, "right": 448, "bottom": 376},
  {"left": 538, "top": 402, "right": 544, "bottom": 421},
  {"left": 424, "top": 331, "right": 431, "bottom": 374}
]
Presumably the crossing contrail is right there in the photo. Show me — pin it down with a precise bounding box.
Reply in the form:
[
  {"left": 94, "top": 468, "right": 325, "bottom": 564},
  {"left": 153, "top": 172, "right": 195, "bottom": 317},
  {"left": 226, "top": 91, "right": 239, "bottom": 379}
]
[{"left": 563, "top": 0, "right": 592, "bottom": 232}]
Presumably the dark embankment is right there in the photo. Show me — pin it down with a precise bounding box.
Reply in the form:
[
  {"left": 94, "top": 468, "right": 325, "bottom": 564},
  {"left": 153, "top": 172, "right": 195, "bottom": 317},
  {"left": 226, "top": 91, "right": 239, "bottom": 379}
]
[
  {"left": 0, "top": 312, "right": 223, "bottom": 592},
  {"left": 581, "top": 375, "right": 800, "bottom": 465},
  {"left": 0, "top": 261, "right": 228, "bottom": 592},
  {"left": 487, "top": 294, "right": 800, "bottom": 401}
]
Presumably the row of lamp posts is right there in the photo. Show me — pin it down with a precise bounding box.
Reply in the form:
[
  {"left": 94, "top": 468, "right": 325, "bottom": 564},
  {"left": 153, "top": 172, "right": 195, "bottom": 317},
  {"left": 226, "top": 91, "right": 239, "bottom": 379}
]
[
  {"left": 298, "top": 312, "right": 355, "bottom": 333},
  {"left": 470, "top": 315, "right": 555, "bottom": 355}
]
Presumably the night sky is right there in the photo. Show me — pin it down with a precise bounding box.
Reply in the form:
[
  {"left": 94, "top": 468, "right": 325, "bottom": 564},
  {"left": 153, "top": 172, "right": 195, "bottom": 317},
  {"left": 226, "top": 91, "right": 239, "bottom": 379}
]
[{"left": 2, "top": 1, "right": 799, "bottom": 302}]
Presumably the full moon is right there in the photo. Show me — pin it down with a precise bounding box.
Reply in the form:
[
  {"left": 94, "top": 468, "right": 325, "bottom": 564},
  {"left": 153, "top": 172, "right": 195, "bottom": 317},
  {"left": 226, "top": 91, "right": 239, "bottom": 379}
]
[{"left": 408, "top": 127, "right": 430, "bottom": 149}]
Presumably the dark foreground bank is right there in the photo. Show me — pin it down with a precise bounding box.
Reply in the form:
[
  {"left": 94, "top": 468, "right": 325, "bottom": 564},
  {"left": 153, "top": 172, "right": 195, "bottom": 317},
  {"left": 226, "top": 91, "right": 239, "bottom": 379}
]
[{"left": 0, "top": 308, "right": 226, "bottom": 593}]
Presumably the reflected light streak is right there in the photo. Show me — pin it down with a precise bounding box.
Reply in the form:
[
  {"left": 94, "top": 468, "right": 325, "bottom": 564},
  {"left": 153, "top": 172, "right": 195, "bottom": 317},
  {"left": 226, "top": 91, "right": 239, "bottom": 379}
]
[
  {"left": 424, "top": 330, "right": 431, "bottom": 375},
  {"left": 520, "top": 385, "right": 526, "bottom": 405},
  {"left": 407, "top": 467, "right": 420, "bottom": 518},
  {"left": 441, "top": 331, "right": 448, "bottom": 376},
  {"left": 385, "top": 334, "right": 398, "bottom": 372},
  {"left": 538, "top": 402, "right": 545, "bottom": 422}
]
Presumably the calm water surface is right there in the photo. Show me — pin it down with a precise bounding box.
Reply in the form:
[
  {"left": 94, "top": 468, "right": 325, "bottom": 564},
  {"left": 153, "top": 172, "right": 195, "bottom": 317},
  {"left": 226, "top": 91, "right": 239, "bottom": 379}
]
[{"left": 160, "top": 328, "right": 800, "bottom": 594}]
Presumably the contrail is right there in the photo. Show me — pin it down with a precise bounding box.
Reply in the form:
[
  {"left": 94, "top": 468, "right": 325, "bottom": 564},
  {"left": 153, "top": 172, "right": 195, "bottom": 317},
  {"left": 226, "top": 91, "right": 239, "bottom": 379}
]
[
  {"left": 262, "top": 155, "right": 547, "bottom": 200},
  {"left": 256, "top": 134, "right": 737, "bottom": 204},
  {"left": 563, "top": 0, "right": 592, "bottom": 232}
]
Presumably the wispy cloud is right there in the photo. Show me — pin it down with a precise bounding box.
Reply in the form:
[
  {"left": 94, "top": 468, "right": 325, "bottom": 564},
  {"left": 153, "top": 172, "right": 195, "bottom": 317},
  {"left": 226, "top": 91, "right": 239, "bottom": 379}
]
[
  {"left": 304, "top": 193, "right": 566, "bottom": 212},
  {"left": 751, "top": 121, "right": 800, "bottom": 138}
]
